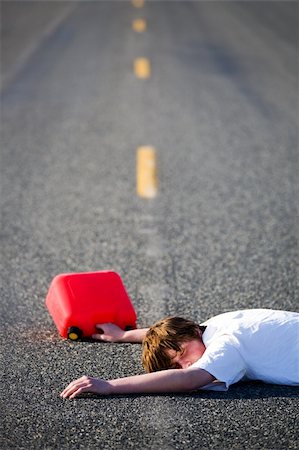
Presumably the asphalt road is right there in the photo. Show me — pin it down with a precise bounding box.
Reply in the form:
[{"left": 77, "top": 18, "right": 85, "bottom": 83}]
[{"left": 1, "top": 1, "right": 298, "bottom": 449}]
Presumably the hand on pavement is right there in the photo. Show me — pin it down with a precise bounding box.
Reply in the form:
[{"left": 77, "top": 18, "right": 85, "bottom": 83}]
[
  {"left": 60, "top": 376, "right": 111, "bottom": 399},
  {"left": 92, "top": 323, "right": 126, "bottom": 342}
]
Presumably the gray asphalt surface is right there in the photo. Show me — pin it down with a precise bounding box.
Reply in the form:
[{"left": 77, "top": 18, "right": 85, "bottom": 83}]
[{"left": 1, "top": 1, "right": 298, "bottom": 449}]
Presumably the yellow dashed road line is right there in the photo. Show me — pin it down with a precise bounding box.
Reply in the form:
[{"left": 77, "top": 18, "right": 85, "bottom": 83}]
[
  {"left": 131, "top": 2, "right": 156, "bottom": 199},
  {"left": 131, "top": 0, "right": 145, "bottom": 8},
  {"left": 132, "top": 18, "right": 147, "bottom": 33},
  {"left": 137, "top": 146, "right": 158, "bottom": 198},
  {"left": 134, "top": 57, "right": 151, "bottom": 79}
]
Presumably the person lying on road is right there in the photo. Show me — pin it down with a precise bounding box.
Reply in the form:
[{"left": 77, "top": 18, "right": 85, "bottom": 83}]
[{"left": 60, "top": 309, "right": 299, "bottom": 399}]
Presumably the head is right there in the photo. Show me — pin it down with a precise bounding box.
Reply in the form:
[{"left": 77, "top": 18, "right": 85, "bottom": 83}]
[{"left": 142, "top": 317, "right": 206, "bottom": 372}]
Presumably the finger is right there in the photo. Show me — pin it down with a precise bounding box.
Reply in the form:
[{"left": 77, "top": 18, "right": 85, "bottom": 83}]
[
  {"left": 60, "top": 377, "right": 88, "bottom": 398},
  {"left": 92, "top": 333, "right": 108, "bottom": 341},
  {"left": 61, "top": 382, "right": 88, "bottom": 399},
  {"left": 69, "top": 386, "right": 86, "bottom": 399},
  {"left": 60, "top": 381, "right": 75, "bottom": 397},
  {"left": 95, "top": 325, "right": 104, "bottom": 334},
  {"left": 61, "top": 382, "right": 79, "bottom": 398},
  {"left": 69, "top": 379, "right": 93, "bottom": 399}
]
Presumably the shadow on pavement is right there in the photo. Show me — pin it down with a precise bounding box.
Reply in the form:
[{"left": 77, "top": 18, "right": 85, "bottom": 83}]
[{"left": 75, "top": 382, "right": 299, "bottom": 401}]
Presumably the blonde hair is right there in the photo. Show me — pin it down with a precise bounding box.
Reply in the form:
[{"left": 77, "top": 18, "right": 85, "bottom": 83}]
[{"left": 142, "top": 317, "right": 205, "bottom": 372}]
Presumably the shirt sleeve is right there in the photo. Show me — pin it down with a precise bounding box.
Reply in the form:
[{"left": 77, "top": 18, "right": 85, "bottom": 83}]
[{"left": 191, "top": 335, "right": 246, "bottom": 389}]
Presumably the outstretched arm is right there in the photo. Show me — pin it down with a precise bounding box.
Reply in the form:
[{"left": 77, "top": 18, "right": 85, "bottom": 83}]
[
  {"left": 92, "top": 323, "right": 149, "bottom": 343},
  {"left": 60, "top": 368, "right": 215, "bottom": 399}
]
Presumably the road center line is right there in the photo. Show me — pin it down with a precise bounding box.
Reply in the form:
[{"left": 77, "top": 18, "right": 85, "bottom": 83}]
[
  {"left": 131, "top": 0, "right": 145, "bottom": 8},
  {"left": 136, "top": 146, "right": 158, "bottom": 199},
  {"left": 134, "top": 57, "right": 151, "bottom": 79},
  {"left": 132, "top": 18, "right": 147, "bottom": 33}
]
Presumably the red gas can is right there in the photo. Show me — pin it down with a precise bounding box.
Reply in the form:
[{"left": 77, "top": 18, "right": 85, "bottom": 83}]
[{"left": 45, "top": 271, "right": 137, "bottom": 340}]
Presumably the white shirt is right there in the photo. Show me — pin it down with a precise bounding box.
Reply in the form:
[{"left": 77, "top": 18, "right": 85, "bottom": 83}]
[{"left": 192, "top": 309, "right": 299, "bottom": 390}]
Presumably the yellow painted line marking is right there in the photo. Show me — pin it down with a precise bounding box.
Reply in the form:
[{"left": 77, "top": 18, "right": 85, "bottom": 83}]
[
  {"left": 134, "top": 58, "right": 151, "bottom": 79},
  {"left": 132, "top": 19, "right": 147, "bottom": 33},
  {"left": 137, "top": 146, "right": 158, "bottom": 198},
  {"left": 131, "top": 0, "right": 144, "bottom": 8}
]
